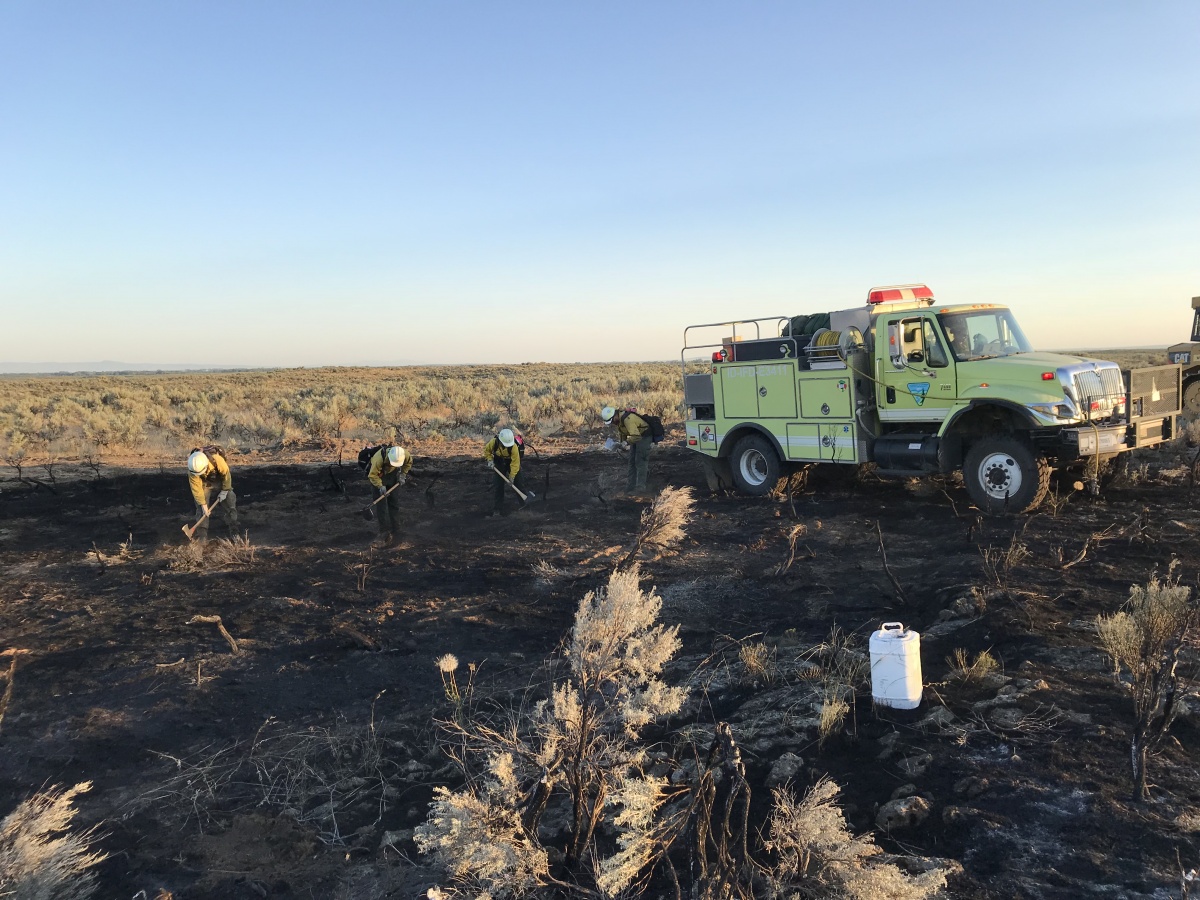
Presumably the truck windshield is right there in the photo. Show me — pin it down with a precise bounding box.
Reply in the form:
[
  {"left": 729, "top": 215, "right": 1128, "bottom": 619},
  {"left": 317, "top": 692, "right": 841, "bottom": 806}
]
[{"left": 937, "top": 309, "right": 1032, "bottom": 361}]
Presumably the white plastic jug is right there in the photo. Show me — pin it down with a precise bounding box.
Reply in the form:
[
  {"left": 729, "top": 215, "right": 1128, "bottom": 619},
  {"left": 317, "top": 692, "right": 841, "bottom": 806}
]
[{"left": 870, "top": 622, "right": 922, "bottom": 709}]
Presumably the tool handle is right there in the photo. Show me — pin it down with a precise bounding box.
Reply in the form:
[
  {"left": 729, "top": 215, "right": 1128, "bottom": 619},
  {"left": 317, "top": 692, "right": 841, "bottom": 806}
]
[
  {"left": 365, "top": 481, "right": 402, "bottom": 509},
  {"left": 494, "top": 468, "right": 528, "bottom": 501},
  {"left": 182, "top": 503, "right": 216, "bottom": 541}
]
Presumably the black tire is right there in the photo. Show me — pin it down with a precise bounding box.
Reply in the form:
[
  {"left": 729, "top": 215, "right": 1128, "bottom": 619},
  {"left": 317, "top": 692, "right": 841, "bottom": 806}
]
[
  {"left": 962, "top": 436, "right": 1051, "bottom": 515},
  {"left": 1183, "top": 380, "right": 1200, "bottom": 424},
  {"left": 728, "top": 434, "right": 783, "bottom": 496}
]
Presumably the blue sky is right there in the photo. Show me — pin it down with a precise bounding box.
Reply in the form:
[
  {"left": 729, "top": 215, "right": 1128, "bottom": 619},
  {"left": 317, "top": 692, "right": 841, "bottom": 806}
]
[{"left": 1, "top": 2, "right": 1197, "bottom": 367}]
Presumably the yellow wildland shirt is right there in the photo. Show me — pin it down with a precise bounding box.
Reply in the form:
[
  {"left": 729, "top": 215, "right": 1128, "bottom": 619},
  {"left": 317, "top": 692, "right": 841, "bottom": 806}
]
[
  {"left": 483, "top": 437, "right": 521, "bottom": 479},
  {"left": 367, "top": 447, "right": 413, "bottom": 489},
  {"left": 188, "top": 453, "right": 232, "bottom": 506},
  {"left": 616, "top": 412, "right": 649, "bottom": 444}
]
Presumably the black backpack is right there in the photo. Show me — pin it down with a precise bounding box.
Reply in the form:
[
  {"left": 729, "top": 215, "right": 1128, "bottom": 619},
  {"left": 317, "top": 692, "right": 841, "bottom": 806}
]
[
  {"left": 623, "top": 412, "right": 665, "bottom": 444},
  {"left": 358, "top": 445, "right": 384, "bottom": 471}
]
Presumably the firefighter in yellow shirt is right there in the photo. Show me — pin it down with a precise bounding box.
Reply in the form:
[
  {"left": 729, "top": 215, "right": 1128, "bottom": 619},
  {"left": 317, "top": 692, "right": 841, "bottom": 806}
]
[
  {"left": 483, "top": 428, "right": 534, "bottom": 516},
  {"left": 366, "top": 445, "right": 413, "bottom": 546},
  {"left": 187, "top": 447, "right": 238, "bottom": 542},
  {"left": 602, "top": 406, "right": 652, "bottom": 494}
]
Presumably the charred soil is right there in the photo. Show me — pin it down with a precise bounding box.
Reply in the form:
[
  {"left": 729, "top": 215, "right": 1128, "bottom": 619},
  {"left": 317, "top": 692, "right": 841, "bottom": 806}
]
[{"left": 2, "top": 441, "right": 1200, "bottom": 898}]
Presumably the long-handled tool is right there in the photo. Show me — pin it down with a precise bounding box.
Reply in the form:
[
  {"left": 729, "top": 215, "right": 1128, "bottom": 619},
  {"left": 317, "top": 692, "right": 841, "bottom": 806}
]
[
  {"left": 183, "top": 497, "right": 222, "bottom": 542},
  {"left": 360, "top": 481, "right": 403, "bottom": 521},
  {"left": 494, "top": 467, "right": 528, "bottom": 502}
]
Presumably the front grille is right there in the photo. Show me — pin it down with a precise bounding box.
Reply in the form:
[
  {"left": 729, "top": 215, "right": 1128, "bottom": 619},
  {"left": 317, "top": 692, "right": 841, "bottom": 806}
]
[{"left": 1073, "top": 364, "right": 1125, "bottom": 419}]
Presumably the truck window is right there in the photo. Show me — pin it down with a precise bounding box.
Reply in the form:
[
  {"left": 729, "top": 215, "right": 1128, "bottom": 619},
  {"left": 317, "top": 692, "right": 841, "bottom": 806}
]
[
  {"left": 937, "top": 309, "right": 1032, "bottom": 362},
  {"left": 922, "top": 320, "right": 949, "bottom": 368}
]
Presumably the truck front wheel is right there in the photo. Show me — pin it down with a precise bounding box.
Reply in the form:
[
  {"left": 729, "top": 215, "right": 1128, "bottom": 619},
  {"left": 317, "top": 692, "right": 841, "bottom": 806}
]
[
  {"left": 963, "top": 437, "right": 1051, "bottom": 515},
  {"left": 729, "top": 434, "right": 783, "bottom": 496}
]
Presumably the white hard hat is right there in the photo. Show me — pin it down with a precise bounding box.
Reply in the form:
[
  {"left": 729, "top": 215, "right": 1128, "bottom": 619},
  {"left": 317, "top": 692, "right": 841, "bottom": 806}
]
[
  {"left": 498, "top": 428, "right": 515, "bottom": 448},
  {"left": 386, "top": 446, "right": 405, "bottom": 468},
  {"left": 187, "top": 451, "right": 209, "bottom": 475},
  {"left": 601, "top": 406, "right": 616, "bottom": 424}
]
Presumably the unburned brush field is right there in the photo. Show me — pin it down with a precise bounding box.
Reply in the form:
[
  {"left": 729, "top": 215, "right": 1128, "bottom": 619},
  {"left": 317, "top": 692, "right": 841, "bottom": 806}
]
[{"left": 2, "top": 359, "right": 1200, "bottom": 899}]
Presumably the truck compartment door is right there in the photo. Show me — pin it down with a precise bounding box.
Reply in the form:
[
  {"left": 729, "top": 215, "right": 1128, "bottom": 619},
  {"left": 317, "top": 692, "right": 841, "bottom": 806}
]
[
  {"left": 785, "top": 424, "right": 821, "bottom": 461},
  {"left": 819, "top": 423, "right": 858, "bottom": 462},
  {"left": 719, "top": 365, "right": 760, "bottom": 418},
  {"left": 754, "top": 364, "right": 798, "bottom": 418}
]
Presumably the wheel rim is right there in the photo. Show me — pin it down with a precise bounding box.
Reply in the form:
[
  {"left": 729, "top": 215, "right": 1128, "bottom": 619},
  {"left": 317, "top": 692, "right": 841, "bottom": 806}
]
[
  {"left": 739, "top": 449, "right": 769, "bottom": 486},
  {"left": 977, "top": 451, "right": 1023, "bottom": 500},
  {"left": 1184, "top": 384, "right": 1200, "bottom": 419}
]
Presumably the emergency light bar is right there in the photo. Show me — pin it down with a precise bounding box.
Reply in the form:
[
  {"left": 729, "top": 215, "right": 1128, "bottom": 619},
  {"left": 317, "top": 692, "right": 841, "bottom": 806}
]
[{"left": 867, "top": 284, "right": 934, "bottom": 304}]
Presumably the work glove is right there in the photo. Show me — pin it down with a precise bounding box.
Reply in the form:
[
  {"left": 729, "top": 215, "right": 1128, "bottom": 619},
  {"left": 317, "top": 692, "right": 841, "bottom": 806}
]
[
  {"left": 397, "top": 474, "right": 406, "bottom": 486},
  {"left": 378, "top": 486, "right": 388, "bottom": 497},
  {"left": 217, "top": 490, "right": 229, "bottom": 503},
  {"left": 486, "top": 460, "right": 495, "bottom": 469}
]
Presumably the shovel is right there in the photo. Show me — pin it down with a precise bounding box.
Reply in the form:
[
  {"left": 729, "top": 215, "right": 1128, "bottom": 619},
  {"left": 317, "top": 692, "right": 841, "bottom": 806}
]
[{"left": 360, "top": 481, "right": 402, "bottom": 521}]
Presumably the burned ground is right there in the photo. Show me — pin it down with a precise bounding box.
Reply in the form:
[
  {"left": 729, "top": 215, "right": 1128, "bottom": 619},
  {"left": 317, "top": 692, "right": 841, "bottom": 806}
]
[{"left": 2, "top": 440, "right": 1200, "bottom": 899}]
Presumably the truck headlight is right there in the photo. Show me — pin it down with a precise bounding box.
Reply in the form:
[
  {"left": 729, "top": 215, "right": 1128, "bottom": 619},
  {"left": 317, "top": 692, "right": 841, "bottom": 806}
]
[{"left": 1028, "top": 401, "right": 1079, "bottom": 421}]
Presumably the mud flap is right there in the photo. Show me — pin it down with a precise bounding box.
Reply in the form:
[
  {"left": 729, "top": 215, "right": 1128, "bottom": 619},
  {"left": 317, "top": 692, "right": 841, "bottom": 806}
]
[{"left": 700, "top": 456, "right": 735, "bottom": 491}]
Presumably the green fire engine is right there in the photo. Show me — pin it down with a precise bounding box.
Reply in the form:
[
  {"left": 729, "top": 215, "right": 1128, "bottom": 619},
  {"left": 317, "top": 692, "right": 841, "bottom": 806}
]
[{"left": 681, "top": 284, "right": 1181, "bottom": 514}]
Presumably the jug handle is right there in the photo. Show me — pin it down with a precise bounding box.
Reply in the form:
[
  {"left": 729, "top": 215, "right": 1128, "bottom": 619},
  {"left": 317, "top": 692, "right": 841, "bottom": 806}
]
[{"left": 880, "top": 622, "right": 905, "bottom": 633}]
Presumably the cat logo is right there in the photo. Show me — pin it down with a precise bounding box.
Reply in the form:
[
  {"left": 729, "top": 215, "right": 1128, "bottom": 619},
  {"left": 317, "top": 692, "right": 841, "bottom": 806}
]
[{"left": 907, "top": 383, "right": 931, "bottom": 406}]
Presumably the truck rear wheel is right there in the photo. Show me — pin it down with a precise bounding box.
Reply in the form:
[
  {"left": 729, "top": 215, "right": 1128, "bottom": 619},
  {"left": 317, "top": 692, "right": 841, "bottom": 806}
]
[
  {"left": 729, "top": 434, "right": 783, "bottom": 496},
  {"left": 963, "top": 436, "right": 1051, "bottom": 515}
]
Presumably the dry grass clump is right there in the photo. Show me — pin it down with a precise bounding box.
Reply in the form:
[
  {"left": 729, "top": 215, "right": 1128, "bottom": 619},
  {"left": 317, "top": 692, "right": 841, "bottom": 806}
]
[
  {"left": 764, "top": 777, "right": 946, "bottom": 899},
  {"left": 795, "top": 627, "right": 869, "bottom": 745},
  {"left": 738, "top": 641, "right": 777, "bottom": 686},
  {"left": 0, "top": 782, "right": 107, "bottom": 900},
  {"left": 946, "top": 648, "right": 1000, "bottom": 684},
  {"left": 207, "top": 534, "right": 256, "bottom": 566},
  {"left": 1096, "top": 560, "right": 1198, "bottom": 801},
  {"left": 980, "top": 533, "right": 1029, "bottom": 589}
]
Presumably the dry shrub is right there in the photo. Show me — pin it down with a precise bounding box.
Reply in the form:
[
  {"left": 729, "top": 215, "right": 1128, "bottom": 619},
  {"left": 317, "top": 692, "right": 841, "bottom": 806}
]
[
  {"left": 946, "top": 648, "right": 1000, "bottom": 684},
  {"left": 764, "top": 777, "right": 946, "bottom": 899},
  {"left": 1096, "top": 560, "right": 1198, "bottom": 801},
  {"left": 0, "top": 782, "right": 107, "bottom": 900},
  {"left": 415, "top": 566, "right": 686, "bottom": 898},
  {"left": 166, "top": 542, "right": 206, "bottom": 572},
  {"left": 619, "top": 485, "right": 696, "bottom": 567}
]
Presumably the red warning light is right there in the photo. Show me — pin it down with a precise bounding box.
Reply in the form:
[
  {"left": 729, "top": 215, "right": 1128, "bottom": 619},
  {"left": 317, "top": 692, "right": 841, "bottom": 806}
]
[{"left": 868, "top": 284, "right": 934, "bottom": 304}]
